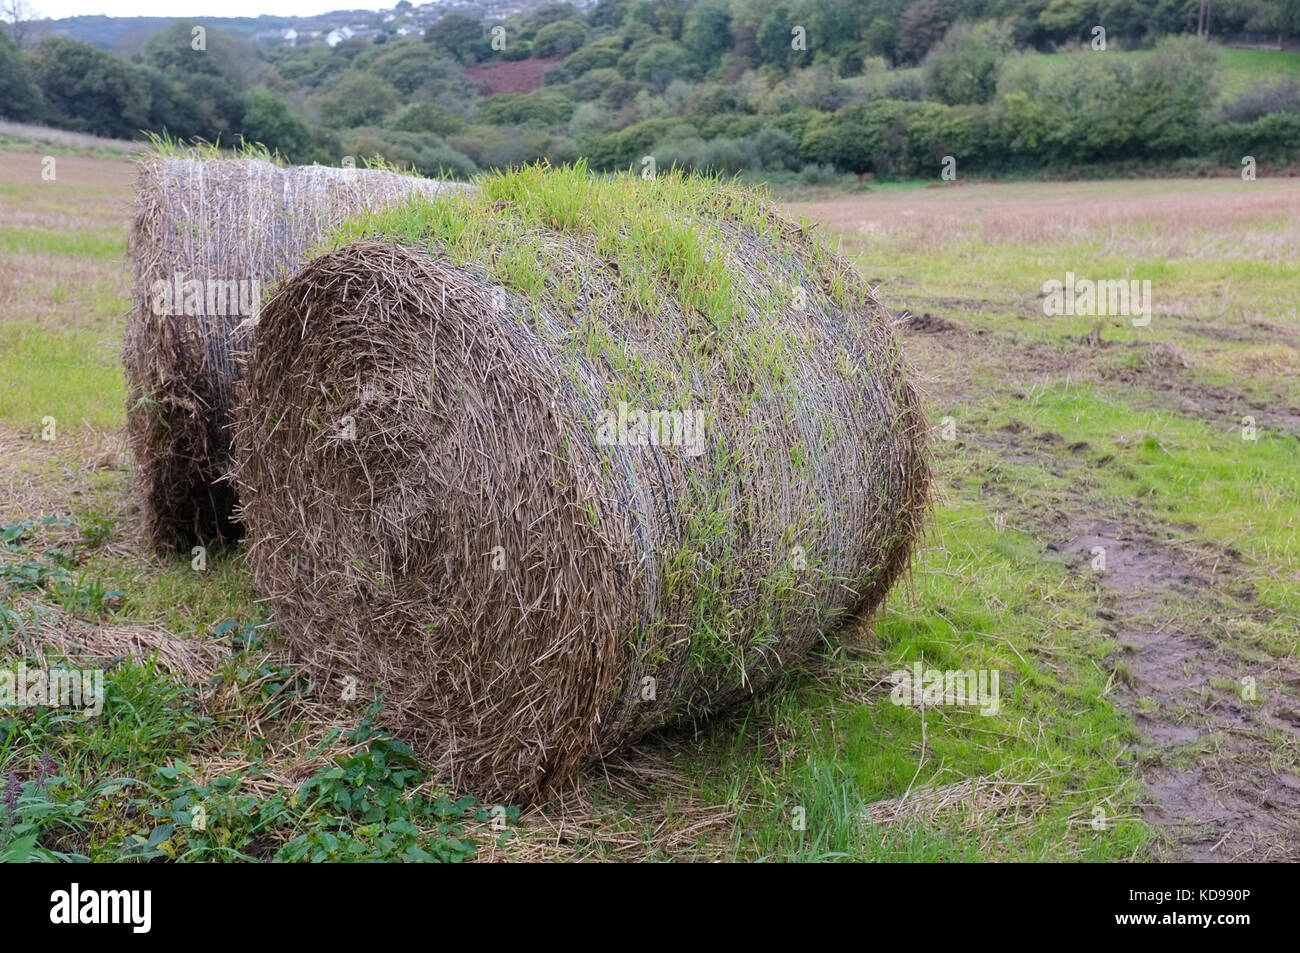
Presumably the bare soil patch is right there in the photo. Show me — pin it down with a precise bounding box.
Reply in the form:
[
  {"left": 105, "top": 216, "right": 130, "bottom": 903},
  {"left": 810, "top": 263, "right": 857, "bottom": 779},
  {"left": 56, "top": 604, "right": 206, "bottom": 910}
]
[
  {"left": 466, "top": 56, "right": 565, "bottom": 95},
  {"left": 1062, "top": 520, "right": 1300, "bottom": 861}
]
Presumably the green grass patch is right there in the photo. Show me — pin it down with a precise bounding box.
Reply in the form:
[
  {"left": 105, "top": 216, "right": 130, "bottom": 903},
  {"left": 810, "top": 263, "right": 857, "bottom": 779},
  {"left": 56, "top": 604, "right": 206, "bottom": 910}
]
[
  {"left": 0, "top": 226, "right": 124, "bottom": 260},
  {"left": 0, "top": 322, "right": 125, "bottom": 432}
]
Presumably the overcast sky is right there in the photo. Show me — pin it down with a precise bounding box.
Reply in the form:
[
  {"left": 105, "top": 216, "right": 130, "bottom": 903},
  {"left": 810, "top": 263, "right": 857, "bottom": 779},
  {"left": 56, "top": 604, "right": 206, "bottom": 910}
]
[{"left": 23, "top": 1, "right": 401, "bottom": 17}]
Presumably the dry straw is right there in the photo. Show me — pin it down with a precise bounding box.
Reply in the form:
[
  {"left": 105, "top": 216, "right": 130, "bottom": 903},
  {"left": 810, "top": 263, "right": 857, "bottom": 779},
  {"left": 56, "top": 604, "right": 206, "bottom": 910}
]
[
  {"left": 234, "top": 163, "right": 930, "bottom": 803},
  {"left": 123, "top": 153, "right": 458, "bottom": 550}
]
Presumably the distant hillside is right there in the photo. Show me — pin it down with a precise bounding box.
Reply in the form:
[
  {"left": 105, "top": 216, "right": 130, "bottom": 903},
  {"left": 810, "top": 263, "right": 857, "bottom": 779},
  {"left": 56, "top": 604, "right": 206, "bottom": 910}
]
[
  {"left": 30, "top": 15, "right": 289, "bottom": 51},
  {"left": 3, "top": 0, "right": 1298, "bottom": 186},
  {"left": 23, "top": 2, "right": 578, "bottom": 52}
]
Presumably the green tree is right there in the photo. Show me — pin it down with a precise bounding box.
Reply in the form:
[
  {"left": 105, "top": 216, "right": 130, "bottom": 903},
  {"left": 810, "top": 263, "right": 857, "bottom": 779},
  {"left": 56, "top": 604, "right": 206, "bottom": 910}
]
[
  {"left": 751, "top": 125, "right": 801, "bottom": 169},
  {"left": 633, "top": 41, "right": 694, "bottom": 91},
  {"left": 364, "top": 40, "right": 459, "bottom": 96},
  {"left": 318, "top": 71, "right": 400, "bottom": 128},
  {"left": 565, "top": 36, "right": 624, "bottom": 74},
  {"left": 29, "top": 37, "right": 151, "bottom": 138},
  {"left": 801, "top": 98, "right": 921, "bottom": 173},
  {"left": 425, "top": 13, "right": 487, "bottom": 63},
  {"left": 533, "top": 19, "right": 590, "bottom": 57},
  {"left": 1036, "top": 0, "right": 1097, "bottom": 40},
  {"left": 895, "top": 0, "right": 953, "bottom": 65},
  {"left": 571, "top": 66, "right": 622, "bottom": 101},
  {"left": 173, "top": 71, "right": 247, "bottom": 140},
  {"left": 478, "top": 89, "right": 576, "bottom": 126},
  {"left": 756, "top": 4, "right": 796, "bottom": 70},
  {"left": 241, "top": 87, "right": 313, "bottom": 161},
  {"left": 389, "top": 101, "right": 467, "bottom": 136},
  {"left": 682, "top": 0, "right": 733, "bottom": 70},
  {"left": 0, "top": 29, "right": 41, "bottom": 121},
  {"left": 528, "top": 3, "right": 583, "bottom": 30},
  {"left": 923, "top": 20, "right": 1013, "bottom": 106},
  {"left": 141, "top": 20, "right": 261, "bottom": 82},
  {"left": 140, "top": 21, "right": 252, "bottom": 139}
]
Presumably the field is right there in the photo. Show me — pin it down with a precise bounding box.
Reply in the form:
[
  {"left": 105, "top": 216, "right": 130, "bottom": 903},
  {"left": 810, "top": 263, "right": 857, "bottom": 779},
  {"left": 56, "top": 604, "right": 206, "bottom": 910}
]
[{"left": 1, "top": 147, "right": 1297, "bottom": 861}]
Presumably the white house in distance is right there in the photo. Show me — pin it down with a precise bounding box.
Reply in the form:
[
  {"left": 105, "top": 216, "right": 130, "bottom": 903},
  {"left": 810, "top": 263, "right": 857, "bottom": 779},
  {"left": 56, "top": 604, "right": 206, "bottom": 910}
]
[
  {"left": 325, "top": 26, "right": 355, "bottom": 47},
  {"left": 281, "top": 28, "right": 297, "bottom": 46}
]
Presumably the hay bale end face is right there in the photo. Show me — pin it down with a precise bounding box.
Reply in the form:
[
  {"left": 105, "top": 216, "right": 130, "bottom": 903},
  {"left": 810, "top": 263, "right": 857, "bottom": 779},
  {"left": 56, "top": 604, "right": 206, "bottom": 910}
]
[
  {"left": 234, "top": 165, "right": 929, "bottom": 802},
  {"left": 123, "top": 156, "right": 459, "bottom": 551}
]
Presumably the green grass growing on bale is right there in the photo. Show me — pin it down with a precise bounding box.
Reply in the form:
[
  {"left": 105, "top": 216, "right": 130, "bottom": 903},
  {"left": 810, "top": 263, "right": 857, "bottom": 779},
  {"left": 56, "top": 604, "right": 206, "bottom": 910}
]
[{"left": 330, "top": 160, "right": 892, "bottom": 684}]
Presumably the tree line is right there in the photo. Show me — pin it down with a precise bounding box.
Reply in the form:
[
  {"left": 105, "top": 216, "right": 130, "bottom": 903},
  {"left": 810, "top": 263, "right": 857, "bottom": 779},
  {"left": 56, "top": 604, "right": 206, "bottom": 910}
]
[{"left": 2, "top": 0, "right": 1299, "bottom": 180}]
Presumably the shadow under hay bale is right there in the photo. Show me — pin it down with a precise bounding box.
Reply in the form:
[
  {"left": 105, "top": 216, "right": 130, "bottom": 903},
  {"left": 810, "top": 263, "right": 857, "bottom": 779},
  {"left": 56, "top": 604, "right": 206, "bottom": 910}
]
[
  {"left": 234, "top": 165, "right": 930, "bottom": 803},
  {"left": 123, "top": 155, "right": 459, "bottom": 551}
]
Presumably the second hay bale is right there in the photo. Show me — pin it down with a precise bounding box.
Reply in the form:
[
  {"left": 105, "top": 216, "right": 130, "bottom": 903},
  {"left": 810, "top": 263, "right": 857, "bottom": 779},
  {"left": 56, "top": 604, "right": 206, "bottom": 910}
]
[{"left": 123, "top": 155, "right": 459, "bottom": 550}]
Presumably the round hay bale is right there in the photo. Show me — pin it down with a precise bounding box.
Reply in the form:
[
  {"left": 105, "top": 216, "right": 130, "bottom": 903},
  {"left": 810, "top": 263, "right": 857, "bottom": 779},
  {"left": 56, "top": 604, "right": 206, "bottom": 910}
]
[
  {"left": 234, "top": 165, "right": 929, "bottom": 802},
  {"left": 123, "top": 155, "right": 460, "bottom": 551}
]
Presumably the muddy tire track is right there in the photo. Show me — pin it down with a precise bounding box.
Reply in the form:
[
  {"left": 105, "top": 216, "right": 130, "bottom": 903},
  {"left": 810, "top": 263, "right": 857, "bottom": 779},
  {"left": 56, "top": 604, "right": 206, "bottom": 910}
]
[
  {"left": 1058, "top": 520, "right": 1300, "bottom": 861},
  {"left": 902, "top": 318, "right": 1300, "bottom": 859},
  {"left": 902, "top": 317, "right": 1300, "bottom": 442}
]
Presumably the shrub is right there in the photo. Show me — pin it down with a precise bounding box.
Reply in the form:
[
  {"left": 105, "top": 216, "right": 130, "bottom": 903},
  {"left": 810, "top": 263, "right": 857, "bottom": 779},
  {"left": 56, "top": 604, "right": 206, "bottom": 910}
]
[
  {"left": 768, "top": 106, "right": 830, "bottom": 144},
  {"left": 599, "top": 78, "right": 643, "bottom": 110},
  {"left": 902, "top": 101, "right": 986, "bottom": 173},
  {"left": 563, "top": 36, "right": 624, "bottom": 75},
  {"left": 318, "top": 72, "right": 400, "bottom": 128},
  {"left": 686, "top": 82, "right": 748, "bottom": 117},
  {"left": 388, "top": 101, "right": 467, "bottom": 136},
  {"left": 415, "top": 144, "right": 478, "bottom": 179},
  {"left": 533, "top": 19, "right": 589, "bottom": 58},
  {"left": 343, "top": 129, "right": 419, "bottom": 168},
  {"left": 633, "top": 42, "right": 695, "bottom": 92},
  {"left": 993, "top": 37, "right": 1217, "bottom": 164},
  {"left": 885, "top": 72, "right": 925, "bottom": 101},
  {"left": 478, "top": 89, "right": 575, "bottom": 127},
  {"left": 801, "top": 99, "right": 922, "bottom": 174},
  {"left": 572, "top": 68, "right": 621, "bottom": 102},
  {"left": 647, "top": 133, "right": 755, "bottom": 176},
  {"left": 581, "top": 116, "right": 679, "bottom": 170},
  {"left": 751, "top": 125, "right": 802, "bottom": 171},
  {"left": 1131, "top": 36, "right": 1218, "bottom": 157},
  {"left": 1220, "top": 80, "right": 1300, "bottom": 124},
  {"left": 696, "top": 113, "right": 763, "bottom": 140},
  {"left": 1215, "top": 112, "right": 1300, "bottom": 164},
  {"left": 798, "top": 162, "right": 842, "bottom": 185},
  {"left": 446, "top": 124, "right": 571, "bottom": 170},
  {"left": 364, "top": 40, "right": 461, "bottom": 96},
  {"left": 543, "top": 66, "right": 573, "bottom": 87},
  {"left": 241, "top": 88, "right": 313, "bottom": 162},
  {"left": 568, "top": 101, "right": 610, "bottom": 138},
  {"left": 923, "top": 20, "right": 1013, "bottom": 106}
]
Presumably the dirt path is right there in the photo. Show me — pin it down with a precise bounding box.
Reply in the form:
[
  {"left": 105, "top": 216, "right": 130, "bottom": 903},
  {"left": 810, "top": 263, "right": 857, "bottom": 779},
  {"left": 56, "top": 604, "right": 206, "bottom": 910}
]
[
  {"left": 901, "top": 319, "right": 1300, "bottom": 861},
  {"left": 1061, "top": 518, "right": 1300, "bottom": 860}
]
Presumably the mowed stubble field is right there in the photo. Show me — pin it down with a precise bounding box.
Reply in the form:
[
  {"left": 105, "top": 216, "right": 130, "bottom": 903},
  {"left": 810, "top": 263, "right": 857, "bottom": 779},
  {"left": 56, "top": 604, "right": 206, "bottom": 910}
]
[{"left": 1, "top": 146, "right": 1297, "bottom": 861}]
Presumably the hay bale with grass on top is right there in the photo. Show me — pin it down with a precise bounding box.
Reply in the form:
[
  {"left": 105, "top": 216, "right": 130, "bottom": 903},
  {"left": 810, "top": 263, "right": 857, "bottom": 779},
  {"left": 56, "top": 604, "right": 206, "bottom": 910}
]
[
  {"left": 233, "top": 164, "right": 930, "bottom": 803},
  {"left": 123, "top": 154, "right": 459, "bottom": 551}
]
